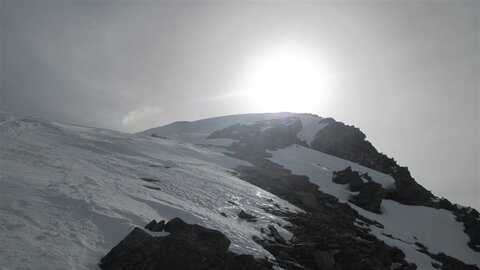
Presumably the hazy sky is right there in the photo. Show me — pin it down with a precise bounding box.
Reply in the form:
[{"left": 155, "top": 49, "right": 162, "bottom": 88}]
[{"left": 1, "top": 1, "right": 479, "bottom": 208}]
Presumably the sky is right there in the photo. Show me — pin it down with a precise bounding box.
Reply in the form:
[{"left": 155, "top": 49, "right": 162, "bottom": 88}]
[{"left": 0, "top": 1, "right": 478, "bottom": 208}]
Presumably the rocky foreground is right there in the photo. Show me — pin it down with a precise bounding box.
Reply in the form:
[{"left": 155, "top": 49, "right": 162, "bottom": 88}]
[{"left": 99, "top": 218, "right": 272, "bottom": 270}]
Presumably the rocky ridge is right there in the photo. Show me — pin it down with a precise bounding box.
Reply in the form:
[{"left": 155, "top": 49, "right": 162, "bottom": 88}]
[{"left": 130, "top": 113, "right": 480, "bottom": 269}]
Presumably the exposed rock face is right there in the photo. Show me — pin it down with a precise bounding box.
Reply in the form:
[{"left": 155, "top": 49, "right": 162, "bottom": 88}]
[
  {"left": 235, "top": 162, "right": 416, "bottom": 270},
  {"left": 310, "top": 119, "right": 479, "bottom": 253},
  {"left": 145, "top": 219, "right": 165, "bottom": 232},
  {"left": 209, "top": 118, "right": 306, "bottom": 156},
  {"left": 332, "top": 167, "right": 386, "bottom": 214},
  {"left": 255, "top": 207, "right": 416, "bottom": 270},
  {"left": 310, "top": 118, "right": 377, "bottom": 162},
  {"left": 439, "top": 198, "right": 480, "bottom": 252},
  {"left": 99, "top": 218, "right": 272, "bottom": 270},
  {"left": 235, "top": 153, "right": 478, "bottom": 270},
  {"left": 416, "top": 242, "right": 480, "bottom": 270},
  {"left": 311, "top": 119, "right": 434, "bottom": 207},
  {"left": 349, "top": 182, "right": 386, "bottom": 214},
  {"left": 313, "top": 250, "right": 335, "bottom": 270}
]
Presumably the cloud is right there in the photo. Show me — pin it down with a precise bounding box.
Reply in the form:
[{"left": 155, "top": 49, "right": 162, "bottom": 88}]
[{"left": 122, "top": 106, "right": 162, "bottom": 128}]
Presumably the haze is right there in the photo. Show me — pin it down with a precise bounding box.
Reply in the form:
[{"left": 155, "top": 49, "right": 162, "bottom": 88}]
[{"left": 1, "top": 1, "right": 478, "bottom": 208}]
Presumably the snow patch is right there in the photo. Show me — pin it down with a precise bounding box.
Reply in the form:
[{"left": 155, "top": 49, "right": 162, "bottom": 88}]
[
  {"left": 268, "top": 145, "right": 395, "bottom": 202},
  {"left": 297, "top": 114, "right": 327, "bottom": 145}
]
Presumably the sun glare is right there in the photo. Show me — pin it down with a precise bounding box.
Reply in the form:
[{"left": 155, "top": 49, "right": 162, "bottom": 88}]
[{"left": 243, "top": 44, "right": 336, "bottom": 112}]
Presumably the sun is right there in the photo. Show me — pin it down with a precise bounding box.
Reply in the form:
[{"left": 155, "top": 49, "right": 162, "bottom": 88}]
[{"left": 242, "top": 44, "right": 336, "bottom": 112}]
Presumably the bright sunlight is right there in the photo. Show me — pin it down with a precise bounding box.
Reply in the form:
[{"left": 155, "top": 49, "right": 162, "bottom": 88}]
[{"left": 242, "top": 44, "right": 336, "bottom": 112}]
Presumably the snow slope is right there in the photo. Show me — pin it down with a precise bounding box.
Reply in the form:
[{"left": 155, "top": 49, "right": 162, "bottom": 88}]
[
  {"left": 268, "top": 144, "right": 396, "bottom": 200},
  {"left": 0, "top": 113, "right": 300, "bottom": 270}
]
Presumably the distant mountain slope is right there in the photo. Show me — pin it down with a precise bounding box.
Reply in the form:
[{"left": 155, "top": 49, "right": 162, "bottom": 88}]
[{"left": 140, "top": 112, "right": 480, "bottom": 269}]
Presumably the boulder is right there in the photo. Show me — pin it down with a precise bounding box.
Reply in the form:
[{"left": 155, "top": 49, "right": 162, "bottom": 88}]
[
  {"left": 144, "top": 219, "right": 157, "bottom": 231},
  {"left": 100, "top": 218, "right": 271, "bottom": 270},
  {"left": 239, "top": 210, "right": 257, "bottom": 222},
  {"left": 153, "top": 220, "right": 165, "bottom": 232},
  {"left": 349, "top": 182, "right": 385, "bottom": 214},
  {"left": 144, "top": 219, "right": 166, "bottom": 232},
  {"left": 164, "top": 217, "right": 188, "bottom": 233}
]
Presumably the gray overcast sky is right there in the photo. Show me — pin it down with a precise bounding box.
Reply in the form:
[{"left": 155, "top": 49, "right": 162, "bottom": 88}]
[{"left": 1, "top": 1, "right": 479, "bottom": 208}]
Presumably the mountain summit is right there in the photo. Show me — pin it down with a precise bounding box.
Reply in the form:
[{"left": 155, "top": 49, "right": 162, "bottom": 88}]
[{"left": 1, "top": 112, "right": 478, "bottom": 269}]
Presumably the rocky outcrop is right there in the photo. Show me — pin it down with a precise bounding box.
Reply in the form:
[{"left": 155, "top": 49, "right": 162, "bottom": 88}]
[
  {"left": 311, "top": 119, "right": 434, "bottom": 207},
  {"left": 311, "top": 118, "right": 377, "bottom": 162},
  {"left": 310, "top": 119, "right": 480, "bottom": 253},
  {"left": 209, "top": 118, "right": 306, "bottom": 156},
  {"left": 145, "top": 219, "right": 165, "bottom": 231},
  {"left": 438, "top": 198, "right": 480, "bottom": 252},
  {"left": 235, "top": 161, "right": 416, "bottom": 269},
  {"left": 222, "top": 116, "right": 479, "bottom": 266},
  {"left": 349, "top": 182, "right": 386, "bottom": 214},
  {"left": 255, "top": 208, "right": 416, "bottom": 270},
  {"left": 415, "top": 241, "right": 480, "bottom": 269},
  {"left": 332, "top": 167, "right": 386, "bottom": 214},
  {"left": 238, "top": 210, "right": 257, "bottom": 222},
  {"left": 99, "top": 218, "right": 272, "bottom": 270}
]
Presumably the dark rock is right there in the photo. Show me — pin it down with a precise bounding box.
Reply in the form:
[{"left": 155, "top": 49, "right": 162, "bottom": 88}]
[
  {"left": 239, "top": 210, "right": 257, "bottom": 222},
  {"left": 313, "top": 250, "right": 335, "bottom": 270},
  {"left": 100, "top": 218, "right": 271, "bottom": 270},
  {"left": 311, "top": 119, "right": 435, "bottom": 207},
  {"left": 417, "top": 249, "right": 479, "bottom": 270},
  {"left": 99, "top": 228, "right": 159, "bottom": 270},
  {"left": 332, "top": 167, "right": 387, "bottom": 213},
  {"left": 153, "top": 220, "right": 165, "bottom": 232},
  {"left": 332, "top": 167, "right": 371, "bottom": 192},
  {"left": 140, "top": 177, "right": 160, "bottom": 183},
  {"left": 414, "top": 241, "right": 427, "bottom": 250},
  {"left": 144, "top": 219, "right": 157, "bottom": 231},
  {"left": 450, "top": 205, "right": 480, "bottom": 252},
  {"left": 332, "top": 166, "right": 356, "bottom": 185},
  {"left": 348, "top": 177, "right": 365, "bottom": 192},
  {"left": 143, "top": 185, "right": 161, "bottom": 191},
  {"left": 295, "top": 191, "right": 319, "bottom": 210},
  {"left": 267, "top": 225, "right": 286, "bottom": 244},
  {"left": 164, "top": 217, "right": 188, "bottom": 233},
  {"left": 349, "top": 182, "right": 386, "bottom": 214},
  {"left": 208, "top": 118, "right": 305, "bottom": 154},
  {"left": 227, "top": 200, "right": 238, "bottom": 206}
]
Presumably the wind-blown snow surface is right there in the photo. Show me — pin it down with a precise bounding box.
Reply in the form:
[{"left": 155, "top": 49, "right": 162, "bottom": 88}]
[
  {"left": 269, "top": 145, "right": 480, "bottom": 269},
  {"left": 0, "top": 113, "right": 300, "bottom": 270}
]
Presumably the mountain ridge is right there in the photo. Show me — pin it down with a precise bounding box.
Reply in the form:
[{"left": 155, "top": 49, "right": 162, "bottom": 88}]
[
  {"left": 1, "top": 111, "right": 478, "bottom": 269},
  {"left": 140, "top": 112, "right": 480, "bottom": 269}
]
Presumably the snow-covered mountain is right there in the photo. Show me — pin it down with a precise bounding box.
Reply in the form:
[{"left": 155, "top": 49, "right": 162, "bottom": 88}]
[
  {"left": 141, "top": 112, "right": 480, "bottom": 269},
  {"left": 0, "top": 112, "right": 298, "bottom": 269},
  {"left": 1, "top": 111, "right": 479, "bottom": 269}
]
